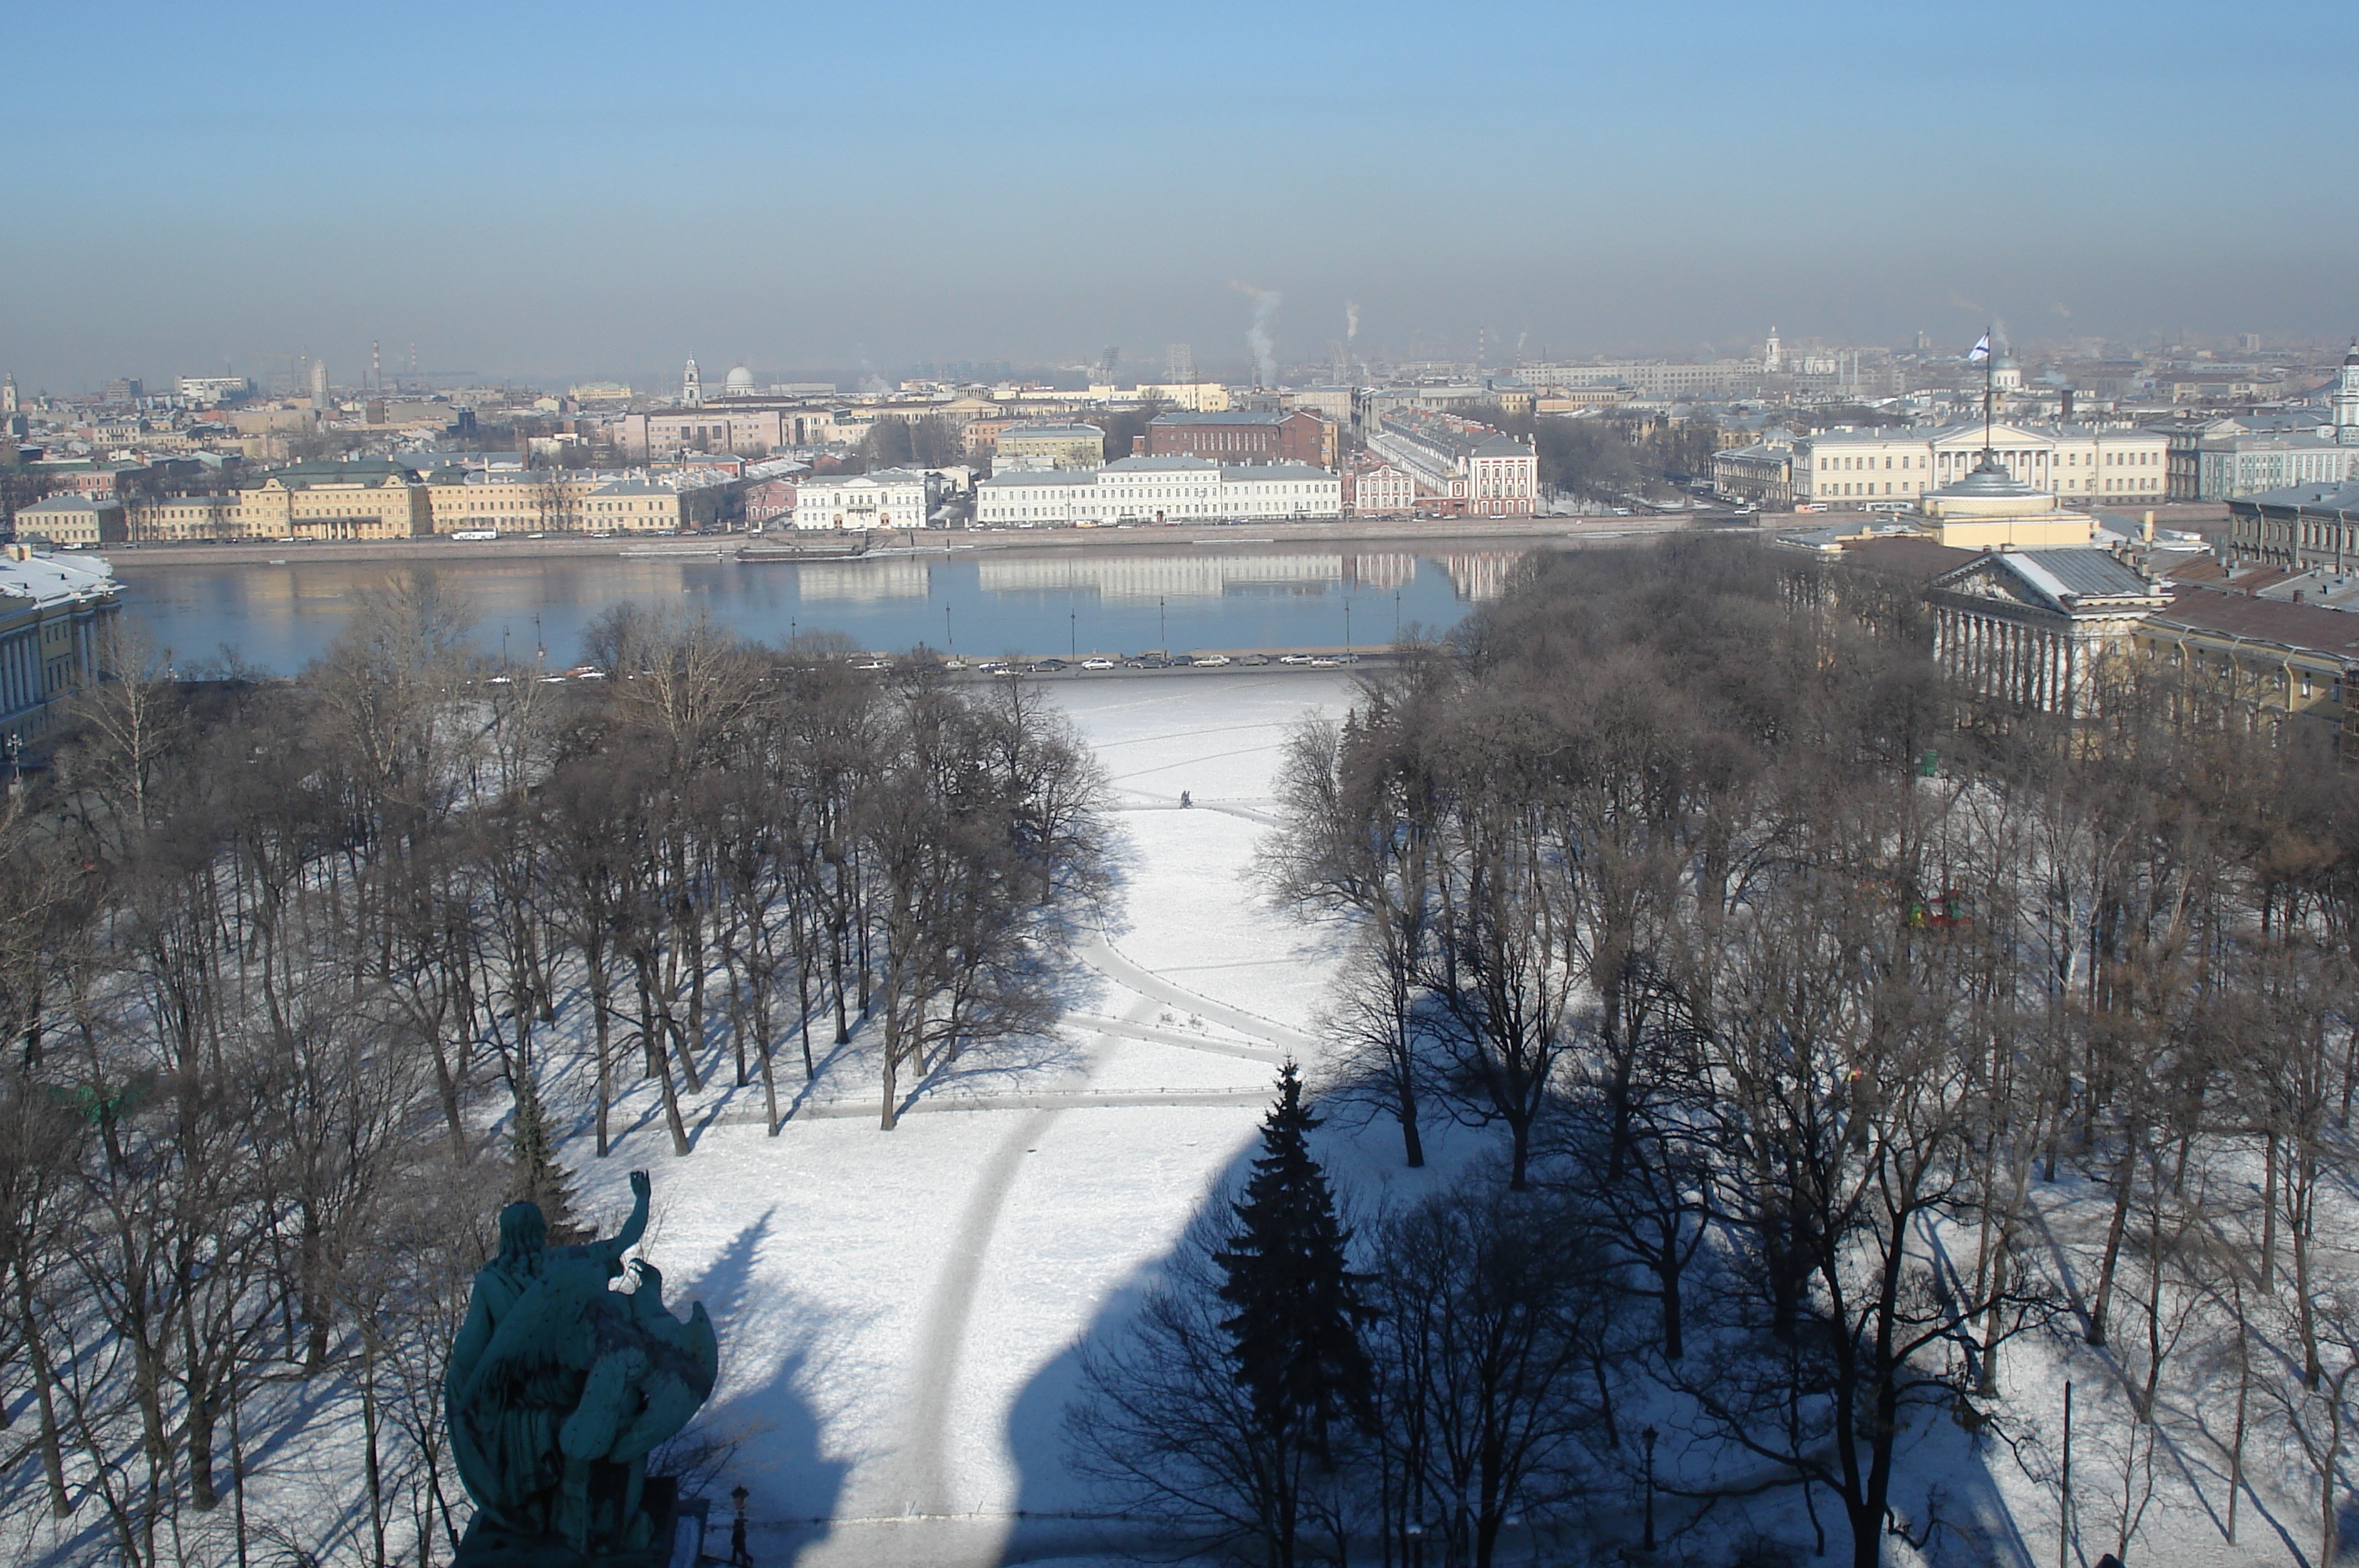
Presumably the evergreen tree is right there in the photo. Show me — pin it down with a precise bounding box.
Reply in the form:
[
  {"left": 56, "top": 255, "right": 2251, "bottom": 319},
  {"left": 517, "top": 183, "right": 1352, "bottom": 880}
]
[
  {"left": 1216, "top": 1062, "right": 1377, "bottom": 1567},
  {"left": 506, "top": 1070, "right": 581, "bottom": 1242}
]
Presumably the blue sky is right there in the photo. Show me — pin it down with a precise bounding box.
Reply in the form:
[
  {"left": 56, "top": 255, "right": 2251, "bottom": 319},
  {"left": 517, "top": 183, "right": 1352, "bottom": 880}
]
[{"left": 3, "top": 0, "right": 2352, "bottom": 390}]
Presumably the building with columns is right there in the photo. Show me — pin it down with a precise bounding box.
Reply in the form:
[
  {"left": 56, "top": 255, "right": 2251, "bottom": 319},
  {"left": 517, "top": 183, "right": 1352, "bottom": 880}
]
[
  {"left": 0, "top": 545, "right": 118, "bottom": 755},
  {"left": 1794, "top": 420, "right": 2167, "bottom": 508},
  {"left": 1926, "top": 548, "right": 2171, "bottom": 716}
]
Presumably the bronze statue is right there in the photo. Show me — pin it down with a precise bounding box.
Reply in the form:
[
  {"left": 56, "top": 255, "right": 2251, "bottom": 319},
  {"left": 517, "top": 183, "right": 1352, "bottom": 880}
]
[{"left": 447, "top": 1170, "right": 719, "bottom": 1564}]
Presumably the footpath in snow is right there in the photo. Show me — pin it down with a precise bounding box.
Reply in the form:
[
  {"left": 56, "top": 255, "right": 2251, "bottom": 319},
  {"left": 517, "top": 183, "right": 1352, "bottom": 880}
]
[{"left": 557, "top": 673, "right": 1357, "bottom": 1568}]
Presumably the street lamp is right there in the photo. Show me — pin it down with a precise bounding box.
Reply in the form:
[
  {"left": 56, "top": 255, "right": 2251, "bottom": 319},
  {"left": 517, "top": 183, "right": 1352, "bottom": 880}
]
[
  {"left": 729, "top": 1483, "right": 751, "bottom": 1567},
  {"left": 1344, "top": 596, "right": 1353, "bottom": 655},
  {"left": 1158, "top": 594, "right": 1166, "bottom": 652},
  {"left": 1069, "top": 609, "right": 1076, "bottom": 660},
  {"left": 944, "top": 604, "right": 953, "bottom": 661},
  {"left": 1641, "top": 1424, "right": 1659, "bottom": 1552}
]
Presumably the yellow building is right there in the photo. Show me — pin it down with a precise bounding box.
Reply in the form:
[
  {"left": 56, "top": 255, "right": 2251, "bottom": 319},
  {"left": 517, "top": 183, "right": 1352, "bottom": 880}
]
[
  {"left": 130, "top": 495, "right": 240, "bottom": 541},
  {"left": 995, "top": 423, "right": 1105, "bottom": 470},
  {"left": 582, "top": 480, "right": 687, "bottom": 531},
  {"left": 2133, "top": 588, "right": 2359, "bottom": 754},
  {"left": 235, "top": 458, "right": 430, "bottom": 539},
  {"left": 1911, "top": 458, "right": 2101, "bottom": 549},
  {"left": 426, "top": 472, "right": 608, "bottom": 534},
  {"left": 0, "top": 546, "right": 119, "bottom": 754}
]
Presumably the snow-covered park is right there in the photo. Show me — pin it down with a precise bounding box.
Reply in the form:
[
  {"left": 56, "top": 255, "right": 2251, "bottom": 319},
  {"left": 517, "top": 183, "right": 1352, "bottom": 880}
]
[
  {"left": 554, "top": 673, "right": 1365, "bottom": 1567},
  {"left": 10, "top": 668, "right": 2342, "bottom": 1568}
]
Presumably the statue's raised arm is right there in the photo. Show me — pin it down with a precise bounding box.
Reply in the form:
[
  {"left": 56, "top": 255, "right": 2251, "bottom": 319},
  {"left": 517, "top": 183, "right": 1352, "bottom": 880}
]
[{"left": 559, "top": 1168, "right": 650, "bottom": 1271}]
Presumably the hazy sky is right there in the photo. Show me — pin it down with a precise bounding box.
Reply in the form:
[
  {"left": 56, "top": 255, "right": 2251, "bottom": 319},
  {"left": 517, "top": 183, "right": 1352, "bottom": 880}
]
[{"left": 5, "top": 0, "right": 2354, "bottom": 392}]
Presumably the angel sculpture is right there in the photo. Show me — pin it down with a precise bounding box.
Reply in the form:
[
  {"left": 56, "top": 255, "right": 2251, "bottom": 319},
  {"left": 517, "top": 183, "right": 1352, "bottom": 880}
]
[{"left": 445, "top": 1172, "right": 720, "bottom": 1560}]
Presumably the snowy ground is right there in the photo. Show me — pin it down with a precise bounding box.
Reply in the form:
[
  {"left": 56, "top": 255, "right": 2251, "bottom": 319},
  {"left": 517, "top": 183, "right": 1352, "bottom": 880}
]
[
  {"left": 551, "top": 673, "right": 1363, "bottom": 1567},
  {"left": 20, "top": 670, "right": 2336, "bottom": 1568}
]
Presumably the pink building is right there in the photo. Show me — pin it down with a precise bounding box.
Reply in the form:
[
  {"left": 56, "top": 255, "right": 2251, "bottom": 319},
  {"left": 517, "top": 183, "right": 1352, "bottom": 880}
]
[
  {"left": 745, "top": 477, "right": 800, "bottom": 528},
  {"left": 1345, "top": 456, "right": 1417, "bottom": 516}
]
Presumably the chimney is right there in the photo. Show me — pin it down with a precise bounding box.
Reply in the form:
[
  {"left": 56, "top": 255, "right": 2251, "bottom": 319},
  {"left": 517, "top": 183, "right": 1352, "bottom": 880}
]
[
  {"left": 2142, "top": 509, "right": 2155, "bottom": 543},
  {"left": 2061, "top": 388, "right": 2076, "bottom": 421}
]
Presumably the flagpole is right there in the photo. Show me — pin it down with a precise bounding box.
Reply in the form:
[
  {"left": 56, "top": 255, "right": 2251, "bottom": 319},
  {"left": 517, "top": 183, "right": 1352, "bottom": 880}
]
[{"left": 1984, "top": 328, "right": 1995, "bottom": 464}]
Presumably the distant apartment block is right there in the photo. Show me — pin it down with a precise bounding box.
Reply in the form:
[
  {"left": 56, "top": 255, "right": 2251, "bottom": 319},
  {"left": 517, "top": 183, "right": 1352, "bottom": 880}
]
[
  {"left": 1145, "top": 410, "right": 1334, "bottom": 469},
  {"left": 1366, "top": 408, "right": 1538, "bottom": 517},
  {"left": 611, "top": 407, "right": 833, "bottom": 458},
  {"left": 976, "top": 456, "right": 1340, "bottom": 527},
  {"left": 175, "top": 375, "right": 251, "bottom": 404},
  {"left": 995, "top": 424, "right": 1106, "bottom": 471}
]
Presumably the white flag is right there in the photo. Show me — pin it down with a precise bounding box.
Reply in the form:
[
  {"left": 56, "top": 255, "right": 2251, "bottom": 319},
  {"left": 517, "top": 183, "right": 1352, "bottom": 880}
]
[{"left": 1969, "top": 334, "right": 1992, "bottom": 363}]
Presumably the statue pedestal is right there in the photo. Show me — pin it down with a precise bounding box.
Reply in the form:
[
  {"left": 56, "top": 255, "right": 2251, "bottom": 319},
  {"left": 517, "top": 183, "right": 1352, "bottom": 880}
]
[{"left": 453, "top": 1480, "right": 706, "bottom": 1567}]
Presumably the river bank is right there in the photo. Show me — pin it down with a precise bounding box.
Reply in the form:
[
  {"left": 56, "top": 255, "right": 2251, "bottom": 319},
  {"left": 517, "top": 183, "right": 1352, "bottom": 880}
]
[{"left": 101, "top": 513, "right": 1712, "bottom": 572}]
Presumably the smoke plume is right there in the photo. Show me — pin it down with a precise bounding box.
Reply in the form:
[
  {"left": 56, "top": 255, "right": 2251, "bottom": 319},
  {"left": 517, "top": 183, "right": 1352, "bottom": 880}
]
[
  {"left": 1232, "top": 281, "right": 1282, "bottom": 387},
  {"left": 1345, "top": 301, "right": 1360, "bottom": 342}
]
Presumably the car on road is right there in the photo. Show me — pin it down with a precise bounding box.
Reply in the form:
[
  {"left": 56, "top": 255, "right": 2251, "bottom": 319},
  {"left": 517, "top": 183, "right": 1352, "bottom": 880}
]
[
  {"left": 850, "top": 658, "right": 891, "bottom": 671},
  {"left": 1123, "top": 656, "right": 1168, "bottom": 668},
  {"left": 1194, "top": 654, "right": 1231, "bottom": 668},
  {"left": 1237, "top": 653, "right": 1272, "bottom": 666},
  {"left": 1028, "top": 659, "right": 1068, "bottom": 673},
  {"left": 1278, "top": 653, "right": 1315, "bottom": 665},
  {"left": 1167, "top": 653, "right": 1195, "bottom": 666},
  {"left": 1081, "top": 657, "right": 1116, "bottom": 670},
  {"left": 1309, "top": 657, "right": 1340, "bottom": 668}
]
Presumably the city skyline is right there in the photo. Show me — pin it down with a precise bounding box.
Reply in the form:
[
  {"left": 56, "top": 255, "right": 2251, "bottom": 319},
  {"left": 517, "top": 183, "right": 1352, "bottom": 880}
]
[{"left": 4, "top": 0, "right": 2356, "bottom": 391}]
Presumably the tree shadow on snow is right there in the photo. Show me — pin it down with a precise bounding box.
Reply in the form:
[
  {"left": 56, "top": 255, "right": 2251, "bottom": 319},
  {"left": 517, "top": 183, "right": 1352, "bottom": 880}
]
[{"left": 670, "top": 1210, "right": 854, "bottom": 1564}]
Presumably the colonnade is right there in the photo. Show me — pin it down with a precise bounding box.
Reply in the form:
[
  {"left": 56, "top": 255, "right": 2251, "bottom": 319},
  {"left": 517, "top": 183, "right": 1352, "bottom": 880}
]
[{"left": 1933, "top": 604, "right": 2083, "bottom": 715}]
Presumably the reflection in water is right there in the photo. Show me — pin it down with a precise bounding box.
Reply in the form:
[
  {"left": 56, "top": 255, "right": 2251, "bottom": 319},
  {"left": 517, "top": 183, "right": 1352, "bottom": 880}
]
[
  {"left": 977, "top": 553, "right": 1343, "bottom": 601},
  {"left": 115, "top": 543, "right": 1557, "bottom": 674},
  {"left": 795, "top": 557, "right": 932, "bottom": 601},
  {"left": 1436, "top": 552, "right": 1521, "bottom": 603}
]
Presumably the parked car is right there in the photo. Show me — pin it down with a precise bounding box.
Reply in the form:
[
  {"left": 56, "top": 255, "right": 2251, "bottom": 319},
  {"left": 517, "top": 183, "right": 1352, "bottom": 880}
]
[
  {"left": 1278, "top": 653, "right": 1315, "bottom": 666},
  {"left": 1237, "top": 653, "right": 1271, "bottom": 666},
  {"left": 1193, "top": 654, "right": 1231, "bottom": 668},
  {"left": 1028, "top": 659, "right": 1068, "bottom": 673},
  {"left": 1081, "top": 657, "right": 1116, "bottom": 670},
  {"left": 850, "top": 658, "right": 891, "bottom": 671},
  {"left": 1309, "top": 657, "right": 1340, "bottom": 668},
  {"left": 1168, "top": 654, "right": 1195, "bottom": 667}
]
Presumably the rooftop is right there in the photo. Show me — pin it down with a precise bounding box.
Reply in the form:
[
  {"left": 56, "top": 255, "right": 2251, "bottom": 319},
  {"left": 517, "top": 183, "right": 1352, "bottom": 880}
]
[
  {"left": 2155, "top": 585, "right": 2359, "bottom": 656},
  {"left": 0, "top": 548, "right": 118, "bottom": 605}
]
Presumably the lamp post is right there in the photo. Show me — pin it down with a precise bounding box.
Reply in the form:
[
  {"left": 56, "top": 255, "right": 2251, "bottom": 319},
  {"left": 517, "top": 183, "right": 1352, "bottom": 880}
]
[
  {"left": 1641, "top": 1425, "right": 1659, "bottom": 1552},
  {"left": 1069, "top": 609, "right": 1076, "bottom": 661},
  {"left": 944, "top": 605, "right": 953, "bottom": 661},
  {"left": 729, "top": 1483, "right": 750, "bottom": 1566},
  {"left": 1158, "top": 594, "right": 1166, "bottom": 652},
  {"left": 1344, "top": 596, "right": 1353, "bottom": 655}
]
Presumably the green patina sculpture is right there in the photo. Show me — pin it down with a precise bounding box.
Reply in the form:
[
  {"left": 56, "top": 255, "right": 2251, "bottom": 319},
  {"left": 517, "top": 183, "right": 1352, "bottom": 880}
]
[{"left": 447, "top": 1171, "right": 720, "bottom": 1563}]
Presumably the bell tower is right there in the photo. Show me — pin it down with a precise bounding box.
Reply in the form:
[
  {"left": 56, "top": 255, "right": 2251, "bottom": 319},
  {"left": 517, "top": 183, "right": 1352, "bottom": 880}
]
[
  {"left": 682, "top": 358, "right": 704, "bottom": 408},
  {"left": 2332, "top": 342, "right": 2359, "bottom": 444}
]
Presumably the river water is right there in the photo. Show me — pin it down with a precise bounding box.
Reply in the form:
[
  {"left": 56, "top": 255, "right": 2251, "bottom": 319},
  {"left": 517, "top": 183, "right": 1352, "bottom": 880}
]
[{"left": 111, "top": 540, "right": 1551, "bottom": 675}]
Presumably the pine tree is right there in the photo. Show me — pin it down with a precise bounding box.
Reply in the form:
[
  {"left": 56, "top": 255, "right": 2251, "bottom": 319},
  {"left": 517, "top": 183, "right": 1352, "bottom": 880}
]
[
  {"left": 506, "top": 1070, "right": 582, "bottom": 1242},
  {"left": 1216, "top": 1062, "right": 1376, "bottom": 1567}
]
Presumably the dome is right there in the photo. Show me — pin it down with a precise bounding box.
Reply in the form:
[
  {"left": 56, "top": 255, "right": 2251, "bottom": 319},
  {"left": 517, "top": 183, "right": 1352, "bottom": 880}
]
[{"left": 725, "top": 365, "right": 756, "bottom": 393}]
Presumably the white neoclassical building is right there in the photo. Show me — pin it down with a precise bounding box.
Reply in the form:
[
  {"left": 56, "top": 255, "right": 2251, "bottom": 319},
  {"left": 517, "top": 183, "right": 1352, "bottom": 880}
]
[
  {"left": 792, "top": 468, "right": 939, "bottom": 531},
  {"left": 1927, "top": 548, "right": 2171, "bottom": 717},
  {"left": 1795, "top": 420, "right": 2168, "bottom": 508},
  {"left": 976, "top": 456, "right": 1339, "bottom": 527}
]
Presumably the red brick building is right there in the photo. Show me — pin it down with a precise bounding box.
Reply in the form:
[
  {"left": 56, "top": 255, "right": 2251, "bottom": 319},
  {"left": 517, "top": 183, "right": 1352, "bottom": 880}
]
[
  {"left": 745, "top": 477, "right": 800, "bottom": 528},
  {"left": 1143, "top": 410, "right": 1334, "bottom": 469}
]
